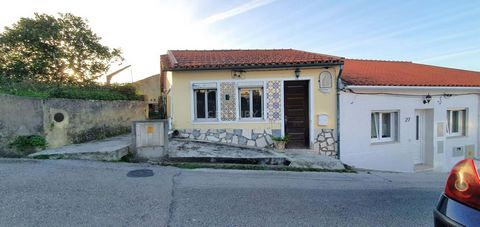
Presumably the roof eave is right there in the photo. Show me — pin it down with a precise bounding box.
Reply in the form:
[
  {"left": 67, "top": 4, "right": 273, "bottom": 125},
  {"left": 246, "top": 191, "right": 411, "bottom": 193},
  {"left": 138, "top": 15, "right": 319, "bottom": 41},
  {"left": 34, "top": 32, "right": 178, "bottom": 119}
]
[
  {"left": 344, "top": 85, "right": 480, "bottom": 91},
  {"left": 165, "top": 61, "right": 344, "bottom": 72}
]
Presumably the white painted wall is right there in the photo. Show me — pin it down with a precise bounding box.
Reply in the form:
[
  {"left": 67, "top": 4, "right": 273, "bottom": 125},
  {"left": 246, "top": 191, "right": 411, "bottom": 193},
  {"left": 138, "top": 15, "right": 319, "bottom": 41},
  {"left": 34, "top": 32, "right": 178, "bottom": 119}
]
[{"left": 340, "top": 90, "right": 478, "bottom": 172}]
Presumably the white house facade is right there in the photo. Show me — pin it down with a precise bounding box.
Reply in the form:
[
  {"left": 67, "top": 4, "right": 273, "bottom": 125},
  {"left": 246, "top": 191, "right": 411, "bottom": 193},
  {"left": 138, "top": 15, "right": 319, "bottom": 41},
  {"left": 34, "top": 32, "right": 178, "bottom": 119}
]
[{"left": 339, "top": 60, "right": 480, "bottom": 172}]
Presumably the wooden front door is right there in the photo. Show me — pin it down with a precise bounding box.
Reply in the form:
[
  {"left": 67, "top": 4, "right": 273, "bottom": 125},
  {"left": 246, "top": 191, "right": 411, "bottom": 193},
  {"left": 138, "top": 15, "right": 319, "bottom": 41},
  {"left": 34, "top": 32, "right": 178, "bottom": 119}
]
[{"left": 284, "top": 80, "right": 309, "bottom": 148}]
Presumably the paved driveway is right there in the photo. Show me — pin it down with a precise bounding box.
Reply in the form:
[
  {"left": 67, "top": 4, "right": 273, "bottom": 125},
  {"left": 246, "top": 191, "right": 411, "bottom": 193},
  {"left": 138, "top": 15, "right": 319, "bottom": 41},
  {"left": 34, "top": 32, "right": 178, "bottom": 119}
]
[{"left": 0, "top": 159, "right": 447, "bottom": 226}]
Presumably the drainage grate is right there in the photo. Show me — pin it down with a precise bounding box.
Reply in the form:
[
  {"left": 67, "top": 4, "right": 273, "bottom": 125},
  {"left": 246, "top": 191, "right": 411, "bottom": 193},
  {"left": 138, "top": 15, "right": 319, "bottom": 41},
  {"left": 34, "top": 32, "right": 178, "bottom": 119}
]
[{"left": 127, "top": 169, "right": 154, "bottom": 178}]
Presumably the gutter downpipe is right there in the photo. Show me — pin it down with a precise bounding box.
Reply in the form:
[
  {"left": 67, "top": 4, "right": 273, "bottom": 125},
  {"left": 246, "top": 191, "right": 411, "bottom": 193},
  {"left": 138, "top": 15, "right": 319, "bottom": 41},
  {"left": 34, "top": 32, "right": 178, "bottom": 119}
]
[{"left": 336, "top": 64, "right": 344, "bottom": 160}]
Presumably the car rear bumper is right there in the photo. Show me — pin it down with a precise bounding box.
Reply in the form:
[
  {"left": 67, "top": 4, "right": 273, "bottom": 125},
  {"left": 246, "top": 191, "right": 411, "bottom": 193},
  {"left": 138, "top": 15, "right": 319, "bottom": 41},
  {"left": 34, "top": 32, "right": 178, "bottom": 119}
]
[
  {"left": 433, "top": 208, "right": 462, "bottom": 227},
  {"left": 434, "top": 194, "right": 480, "bottom": 227}
]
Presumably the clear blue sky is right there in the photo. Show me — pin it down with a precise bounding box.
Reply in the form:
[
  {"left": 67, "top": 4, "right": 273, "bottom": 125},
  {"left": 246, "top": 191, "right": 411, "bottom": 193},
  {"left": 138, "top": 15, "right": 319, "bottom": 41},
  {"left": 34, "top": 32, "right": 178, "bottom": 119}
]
[
  {"left": 1, "top": 0, "right": 479, "bottom": 81},
  {"left": 200, "top": 0, "right": 480, "bottom": 71}
]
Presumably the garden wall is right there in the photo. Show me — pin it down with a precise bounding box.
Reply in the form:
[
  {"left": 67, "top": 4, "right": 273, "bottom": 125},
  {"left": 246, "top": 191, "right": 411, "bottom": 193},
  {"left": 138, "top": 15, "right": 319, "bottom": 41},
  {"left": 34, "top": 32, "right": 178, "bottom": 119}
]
[{"left": 0, "top": 94, "right": 147, "bottom": 156}]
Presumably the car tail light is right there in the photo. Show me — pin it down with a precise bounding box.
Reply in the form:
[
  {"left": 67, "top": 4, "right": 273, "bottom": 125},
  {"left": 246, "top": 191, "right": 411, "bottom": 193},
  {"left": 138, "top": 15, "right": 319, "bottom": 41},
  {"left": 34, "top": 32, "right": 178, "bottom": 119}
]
[{"left": 445, "top": 159, "right": 480, "bottom": 210}]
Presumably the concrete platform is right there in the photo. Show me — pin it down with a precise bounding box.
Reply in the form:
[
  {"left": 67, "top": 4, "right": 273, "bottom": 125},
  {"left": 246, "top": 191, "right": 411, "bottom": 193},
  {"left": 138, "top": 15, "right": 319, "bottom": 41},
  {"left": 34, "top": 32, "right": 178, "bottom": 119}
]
[
  {"left": 168, "top": 139, "right": 289, "bottom": 165},
  {"left": 168, "top": 139, "right": 345, "bottom": 170},
  {"left": 28, "top": 137, "right": 346, "bottom": 171},
  {"left": 28, "top": 135, "right": 131, "bottom": 161},
  {"left": 282, "top": 151, "right": 345, "bottom": 170}
]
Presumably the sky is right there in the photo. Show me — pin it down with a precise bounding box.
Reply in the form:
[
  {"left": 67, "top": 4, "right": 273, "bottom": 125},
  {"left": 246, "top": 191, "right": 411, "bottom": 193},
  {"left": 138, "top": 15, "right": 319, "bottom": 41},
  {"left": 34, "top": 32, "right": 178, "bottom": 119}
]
[{"left": 1, "top": 0, "right": 479, "bottom": 83}]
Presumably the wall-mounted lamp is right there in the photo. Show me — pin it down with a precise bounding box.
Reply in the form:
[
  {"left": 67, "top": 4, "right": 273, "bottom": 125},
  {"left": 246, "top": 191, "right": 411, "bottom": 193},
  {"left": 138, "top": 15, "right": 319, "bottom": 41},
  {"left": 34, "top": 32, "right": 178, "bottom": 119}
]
[
  {"left": 294, "top": 68, "right": 301, "bottom": 79},
  {"left": 423, "top": 94, "right": 432, "bottom": 104},
  {"left": 232, "top": 70, "right": 246, "bottom": 79}
]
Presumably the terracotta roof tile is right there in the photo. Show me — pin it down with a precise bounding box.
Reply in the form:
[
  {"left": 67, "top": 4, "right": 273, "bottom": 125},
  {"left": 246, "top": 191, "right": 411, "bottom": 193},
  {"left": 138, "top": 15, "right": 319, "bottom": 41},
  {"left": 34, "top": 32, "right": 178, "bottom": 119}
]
[
  {"left": 343, "top": 59, "right": 480, "bottom": 87},
  {"left": 161, "top": 49, "right": 343, "bottom": 70}
]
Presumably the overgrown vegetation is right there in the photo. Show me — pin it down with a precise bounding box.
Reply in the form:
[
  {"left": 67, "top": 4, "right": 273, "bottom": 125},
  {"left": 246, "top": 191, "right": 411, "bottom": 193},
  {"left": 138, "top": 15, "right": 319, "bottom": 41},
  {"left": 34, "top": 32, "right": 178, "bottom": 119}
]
[
  {"left": 120, "top": 152, "right": 135, "bottom": 162},
  {"left": 71, "top": 126, "right": 131, "bottom": 144},
  {"left": 9, "top": 135, "right": 47, "bottom": 154},
  {"left": 0, "top": 81, "right": 143, "bottom": 100}
]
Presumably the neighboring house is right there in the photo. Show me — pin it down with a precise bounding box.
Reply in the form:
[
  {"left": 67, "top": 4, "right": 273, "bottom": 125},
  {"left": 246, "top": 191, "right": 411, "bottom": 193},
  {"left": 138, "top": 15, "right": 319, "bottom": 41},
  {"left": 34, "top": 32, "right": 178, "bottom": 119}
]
[
  {"left": 133, "top": 74, "right": 161, "bottom": 118},
  {"left": 340, "top": 59, "right": 480, "bottom": 172},
  {"left": 161, "top": 49, "right": 343, "bottom": 155}
]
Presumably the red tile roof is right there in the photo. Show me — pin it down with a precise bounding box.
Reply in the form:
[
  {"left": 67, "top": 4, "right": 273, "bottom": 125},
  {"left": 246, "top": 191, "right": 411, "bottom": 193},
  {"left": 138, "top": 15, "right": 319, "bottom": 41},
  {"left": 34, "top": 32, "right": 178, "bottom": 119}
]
[
  {"left": 343, "top": 59, "right": 480, "bottom": 87},
  {"left": 161, "top": 49, "right": 343, "bottom": 70}
]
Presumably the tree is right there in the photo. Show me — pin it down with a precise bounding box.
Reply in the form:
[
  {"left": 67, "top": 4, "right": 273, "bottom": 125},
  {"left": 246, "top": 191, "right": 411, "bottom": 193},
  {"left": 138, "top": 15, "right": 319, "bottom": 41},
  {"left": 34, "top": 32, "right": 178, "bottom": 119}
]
[{"left": 0, "top": 13, "right": 123, "bottom": 85}]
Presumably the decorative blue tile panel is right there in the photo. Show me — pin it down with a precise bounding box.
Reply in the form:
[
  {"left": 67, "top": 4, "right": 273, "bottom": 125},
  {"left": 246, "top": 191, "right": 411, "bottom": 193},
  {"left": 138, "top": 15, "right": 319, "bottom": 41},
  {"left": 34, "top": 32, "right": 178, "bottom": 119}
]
[
  {"left": 266, "top": 80, "right": 282, "bottom": 121},
  {"left": 220, "top": 82, "right": 237, "bottom": 121}
]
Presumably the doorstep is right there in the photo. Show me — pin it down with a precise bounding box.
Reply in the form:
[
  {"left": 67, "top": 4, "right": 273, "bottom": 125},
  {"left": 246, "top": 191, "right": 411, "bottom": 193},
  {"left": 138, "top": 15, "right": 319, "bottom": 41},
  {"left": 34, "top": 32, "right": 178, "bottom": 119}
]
[{"left": 414, "top": 164, "right": 434, "bottom": 172}]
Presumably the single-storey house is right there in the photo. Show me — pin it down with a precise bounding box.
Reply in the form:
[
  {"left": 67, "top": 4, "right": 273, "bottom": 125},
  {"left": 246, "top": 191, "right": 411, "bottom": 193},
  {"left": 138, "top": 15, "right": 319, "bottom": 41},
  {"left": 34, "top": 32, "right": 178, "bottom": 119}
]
[
  {"left": 340, "top": 59, "right": 480, "bottom": 172},
  {"left": 161, "top": 49, "right": 343, "bottom": 155}
]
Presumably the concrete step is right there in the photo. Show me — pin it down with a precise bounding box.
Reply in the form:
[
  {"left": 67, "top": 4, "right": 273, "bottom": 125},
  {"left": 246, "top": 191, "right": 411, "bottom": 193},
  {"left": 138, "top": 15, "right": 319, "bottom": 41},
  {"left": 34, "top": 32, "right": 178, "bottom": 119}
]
[{"left": 28, "top": 135, "right": 131, "bottom": 161}]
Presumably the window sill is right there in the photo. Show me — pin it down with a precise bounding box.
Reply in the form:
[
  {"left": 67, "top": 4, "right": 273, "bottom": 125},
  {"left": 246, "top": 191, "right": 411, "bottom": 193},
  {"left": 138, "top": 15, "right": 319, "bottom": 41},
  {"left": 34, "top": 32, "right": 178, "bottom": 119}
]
[
  {"left": 370, "top": 140, "right": 398, "bottom": 145},
  {"left": 238, "top": 118, "right": 267, "bottom": 123},
  {"left": 192, "top": 119, "right": 219, "bottom": 124},
  {"left": 446, "top": 135, "right": 467, "bottom": 139}
]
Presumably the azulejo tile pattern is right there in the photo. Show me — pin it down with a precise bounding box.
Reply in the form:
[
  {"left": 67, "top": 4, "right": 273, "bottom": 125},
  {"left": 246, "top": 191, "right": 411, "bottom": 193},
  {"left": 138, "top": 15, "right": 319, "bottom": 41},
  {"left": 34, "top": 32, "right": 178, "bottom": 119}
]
[
  {"left": 266, "top": 80, "right": 282, "bottom": 121},
  {"left": 220, "top": 82, "right": 237, "bottom": 121}
]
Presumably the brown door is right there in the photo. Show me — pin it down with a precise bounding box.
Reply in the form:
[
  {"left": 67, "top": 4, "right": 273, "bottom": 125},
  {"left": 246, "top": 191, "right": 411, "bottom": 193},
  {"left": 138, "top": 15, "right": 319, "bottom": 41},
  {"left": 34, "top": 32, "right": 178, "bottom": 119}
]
[{"left": 284, "top": 80, "right": 309, "bottom": 148}]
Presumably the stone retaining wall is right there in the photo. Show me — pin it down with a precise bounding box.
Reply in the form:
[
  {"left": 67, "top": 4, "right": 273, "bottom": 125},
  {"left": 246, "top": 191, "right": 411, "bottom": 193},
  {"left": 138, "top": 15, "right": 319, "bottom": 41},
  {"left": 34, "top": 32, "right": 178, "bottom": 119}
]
[{"left": 0, "top": 94, "right": 147, "bottom": 156}]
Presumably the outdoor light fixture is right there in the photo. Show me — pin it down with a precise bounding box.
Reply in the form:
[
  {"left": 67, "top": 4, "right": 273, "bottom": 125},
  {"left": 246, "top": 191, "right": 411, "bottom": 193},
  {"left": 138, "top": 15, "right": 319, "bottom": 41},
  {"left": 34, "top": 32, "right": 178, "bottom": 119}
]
[
  {"left": 294, "top": 68, "right": 301, "bottom": 79},
  {"left": 423, "top": 94, "right": 432, "bottom": 104},
  {"left": 232, "top": 70, "right": 246, "bottom": 79}
]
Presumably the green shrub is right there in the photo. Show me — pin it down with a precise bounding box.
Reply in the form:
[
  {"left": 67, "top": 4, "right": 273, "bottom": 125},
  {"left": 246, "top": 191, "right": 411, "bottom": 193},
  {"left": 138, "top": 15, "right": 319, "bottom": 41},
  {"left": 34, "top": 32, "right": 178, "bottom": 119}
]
[
  {"left": 0, "top": 81, "right": 143, "bottom": 101},
  {"left": 9, "top": 135, "right": 47, "bottom": 154},
  {"left": 271, "top": 135, "right": 289, "bottom": 142}
]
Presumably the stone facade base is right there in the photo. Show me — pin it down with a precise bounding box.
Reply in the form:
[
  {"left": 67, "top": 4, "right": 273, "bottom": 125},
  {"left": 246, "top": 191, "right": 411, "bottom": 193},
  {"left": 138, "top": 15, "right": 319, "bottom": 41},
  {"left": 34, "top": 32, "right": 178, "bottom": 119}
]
[
  {"left": 313, "top": 129, "right": 337, "bottom": 157},
  {"left": 175, "top": 128, "right": 337, "bottom": 157},
  {"left": 175, "top": 129, "right": 281, "bottom": 148}
]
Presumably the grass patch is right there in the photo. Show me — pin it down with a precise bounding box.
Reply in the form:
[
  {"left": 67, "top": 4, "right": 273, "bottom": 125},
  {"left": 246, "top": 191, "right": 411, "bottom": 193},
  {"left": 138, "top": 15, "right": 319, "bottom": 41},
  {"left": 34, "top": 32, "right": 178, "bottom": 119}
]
[
  {"left": 161, "top": 162, "right": 356, "bottom": 173},
  {"left": 31, "top": 154, "right": 50, "bottom": 160},
  {"left": 120, "top": 152, "right": 135, "bottom": 162}
]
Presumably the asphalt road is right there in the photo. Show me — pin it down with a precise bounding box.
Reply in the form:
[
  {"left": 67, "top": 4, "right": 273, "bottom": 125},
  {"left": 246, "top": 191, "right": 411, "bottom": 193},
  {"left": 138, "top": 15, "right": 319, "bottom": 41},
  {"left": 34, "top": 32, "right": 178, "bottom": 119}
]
[{"left": 0, "top": 159, "right": 447, "bottom": 227}]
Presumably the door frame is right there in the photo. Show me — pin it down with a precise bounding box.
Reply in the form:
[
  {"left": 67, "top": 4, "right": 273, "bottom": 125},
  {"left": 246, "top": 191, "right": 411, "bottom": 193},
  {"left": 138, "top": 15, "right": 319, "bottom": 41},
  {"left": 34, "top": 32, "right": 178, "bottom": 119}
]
[
  {"left": 414, "top": 110, "right": 426, "bottom": 164},
  {"left": 282, "top": 78, "right": 314, "bottom": 148}
]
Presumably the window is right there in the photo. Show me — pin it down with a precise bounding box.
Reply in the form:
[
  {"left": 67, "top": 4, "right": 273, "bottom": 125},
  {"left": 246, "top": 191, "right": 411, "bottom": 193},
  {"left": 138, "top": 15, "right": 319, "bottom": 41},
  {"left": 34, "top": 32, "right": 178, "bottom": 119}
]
[
  {"left": 194, "top": 89, "right": 217, "bottom": 120},
  {"left": 239, "top": 88, "right": 263, "bottom": 119},
  {"left": 447, "top": 109, "right": 467, "bottom": 136},
  {"left": 371, "top": 111, "right": 398, "bottom": 143}
]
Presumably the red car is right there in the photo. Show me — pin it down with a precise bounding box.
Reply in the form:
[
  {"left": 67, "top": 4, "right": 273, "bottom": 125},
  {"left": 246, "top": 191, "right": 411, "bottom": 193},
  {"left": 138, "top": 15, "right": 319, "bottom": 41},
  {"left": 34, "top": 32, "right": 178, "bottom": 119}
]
[{"left": 434, "top": 159, "right": 480, "bottom": 226}]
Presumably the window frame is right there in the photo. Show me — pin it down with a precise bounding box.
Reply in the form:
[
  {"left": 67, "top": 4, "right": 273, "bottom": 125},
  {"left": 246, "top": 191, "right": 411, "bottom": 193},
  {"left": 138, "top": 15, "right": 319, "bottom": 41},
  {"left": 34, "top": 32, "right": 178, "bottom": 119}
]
[
  {"left": 193, "top": 88, "right": 218, "bottom": 121},
  {"left": 371, "top": 111, "right": 399, "bottom": 143},
  {"left": 447, "top": 109, "right": 467, "bottom": 137},
  {"left": 238, "top": 87, "right": 264, "bottom": 120}
]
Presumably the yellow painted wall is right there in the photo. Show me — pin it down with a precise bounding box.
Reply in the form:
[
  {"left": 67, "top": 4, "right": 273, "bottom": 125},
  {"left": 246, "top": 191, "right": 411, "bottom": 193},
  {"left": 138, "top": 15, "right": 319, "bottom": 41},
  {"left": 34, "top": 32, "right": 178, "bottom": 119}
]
[
  {"left": 166, "top": 71, "right": 173, "bottom": 118},
  {"left": 133, "top": 74, "right": 161, "bottom": 104},
  {"left": 169, "top": 67, "right": 340, "bottom": 131}
]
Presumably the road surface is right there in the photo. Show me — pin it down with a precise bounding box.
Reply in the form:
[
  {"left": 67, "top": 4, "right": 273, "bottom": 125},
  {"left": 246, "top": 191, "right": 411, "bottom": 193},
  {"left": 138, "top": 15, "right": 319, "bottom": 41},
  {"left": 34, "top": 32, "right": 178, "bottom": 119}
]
[{"left": 0, "top": 159, "right": 446, "bottom": 226}]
